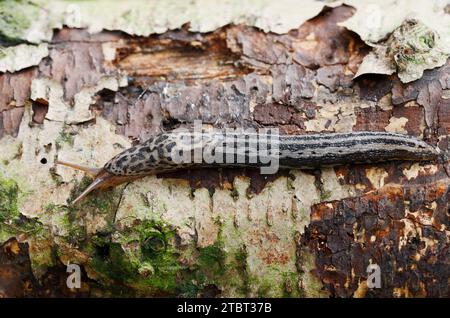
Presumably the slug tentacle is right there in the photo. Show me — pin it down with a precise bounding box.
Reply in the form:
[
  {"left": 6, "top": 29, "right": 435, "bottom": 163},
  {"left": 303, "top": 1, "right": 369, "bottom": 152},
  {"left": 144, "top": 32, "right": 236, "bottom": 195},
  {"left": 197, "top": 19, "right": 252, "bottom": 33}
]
[
  {"left": 55, "top": 160, "right": 101, "bottom": 177},
  {"left": 70, "top": 173, "right": 109, "bottom": 205},
  {"left": 56, "top": 160, "right": 140, "bottom": 205}
]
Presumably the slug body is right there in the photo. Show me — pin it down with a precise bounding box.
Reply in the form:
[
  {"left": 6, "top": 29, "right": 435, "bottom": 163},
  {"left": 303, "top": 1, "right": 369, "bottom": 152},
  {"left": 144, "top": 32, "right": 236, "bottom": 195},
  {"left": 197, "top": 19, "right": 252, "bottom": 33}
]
[{"left": 57, "top": 131, "right": 439, "bottom": 204}]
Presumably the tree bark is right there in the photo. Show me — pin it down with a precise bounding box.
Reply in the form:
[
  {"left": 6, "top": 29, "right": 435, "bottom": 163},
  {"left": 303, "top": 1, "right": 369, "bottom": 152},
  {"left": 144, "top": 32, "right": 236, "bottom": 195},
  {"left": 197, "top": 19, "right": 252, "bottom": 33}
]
[{"left": 0, "top": 4, "right": 449, "bottom": 298}]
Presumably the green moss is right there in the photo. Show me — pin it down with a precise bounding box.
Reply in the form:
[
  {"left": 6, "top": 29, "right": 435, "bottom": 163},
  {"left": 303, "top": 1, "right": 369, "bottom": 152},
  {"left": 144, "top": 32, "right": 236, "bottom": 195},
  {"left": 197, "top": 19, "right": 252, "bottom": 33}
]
[
  {"left": 320, "top": 189, "right": 332, "bottom": 201},
  {"left": 281, "top": 271, "right": 300, "bottom": 297},
  {"left": 0, "top": 176, "right": 46, "bottom": 242},
  {"left": 198, "top": 243, "right": 225, "bottom": 276},
  {"left": 91, "top": 241, "right": 137, "bottom": 282},
  {"left": 297, "top": 249, "right": 328, "bottom": 297},
  {"left": 44, "top": 203, "right": 86, "bottom": 243},
  {"left": 0, "top": 223, "right": 16, "bottom": 242},
  {"left": 177, "top": 241, "right": 227, "bottom": 296},
  {"left": 0, "top": 0, "right": 40, "bottom": 44},
  {"left": 256, "top": 282, "right": 272, "bottom": 297},
  {"left": 13, "top": 214, "right": 45, "bottom": 236},
  {"left": 0, "top": 176, "right": 19, "bottom": 222},
  {"left": 69, "top": 175, "right": 117, "bottom": 214},
  {"left": 234, "top": 247, "right": 247, "bottom": 265},
  {"left": 55, "top": 127, "right": 75, "bottom": 148},
  {"left": 89, "top": 219, "right": 182, "bottom": 295},
  {"left": 178, "top": 280, "right": 202, "bottom": 297},
  {"left": 135, "top": 220, "right": 181, "bottom": 292},
  {"left": 233, "top": 246, "right": 250, "bottom": 295}
]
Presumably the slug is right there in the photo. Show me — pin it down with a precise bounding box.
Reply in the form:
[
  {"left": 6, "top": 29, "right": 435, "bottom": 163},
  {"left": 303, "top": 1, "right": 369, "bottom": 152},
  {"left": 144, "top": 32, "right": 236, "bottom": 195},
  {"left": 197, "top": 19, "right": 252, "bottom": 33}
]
[{"left": 57, "top": 130, "right": 439, "bottom": 204}]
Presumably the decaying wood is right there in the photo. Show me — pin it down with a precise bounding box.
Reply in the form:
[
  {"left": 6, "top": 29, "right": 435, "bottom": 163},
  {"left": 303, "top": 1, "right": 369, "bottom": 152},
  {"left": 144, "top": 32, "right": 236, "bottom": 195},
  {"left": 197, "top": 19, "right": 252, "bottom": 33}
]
[{"left": 0, "top": 5, "right": 449, "bottom": 297}]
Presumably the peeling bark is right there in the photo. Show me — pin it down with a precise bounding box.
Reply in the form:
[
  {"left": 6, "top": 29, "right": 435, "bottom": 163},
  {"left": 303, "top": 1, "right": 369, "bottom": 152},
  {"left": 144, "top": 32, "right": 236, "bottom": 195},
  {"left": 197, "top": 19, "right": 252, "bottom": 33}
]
[{"left": 0, "top": 4, "right": 449, "bottom": 298}]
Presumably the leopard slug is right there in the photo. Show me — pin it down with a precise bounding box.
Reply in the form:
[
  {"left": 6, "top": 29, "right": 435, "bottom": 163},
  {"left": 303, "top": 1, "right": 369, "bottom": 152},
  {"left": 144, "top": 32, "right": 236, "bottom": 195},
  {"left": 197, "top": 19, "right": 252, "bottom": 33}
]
[{"left": 56, "top": 131, "right": 439, "bottom": 204}]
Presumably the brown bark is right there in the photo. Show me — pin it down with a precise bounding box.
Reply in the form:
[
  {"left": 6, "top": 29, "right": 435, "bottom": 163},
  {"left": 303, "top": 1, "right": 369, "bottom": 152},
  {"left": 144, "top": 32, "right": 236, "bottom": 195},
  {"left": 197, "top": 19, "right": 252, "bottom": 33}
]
[{"left": 0, "top": 5, "right": 449, "bottom": 297}]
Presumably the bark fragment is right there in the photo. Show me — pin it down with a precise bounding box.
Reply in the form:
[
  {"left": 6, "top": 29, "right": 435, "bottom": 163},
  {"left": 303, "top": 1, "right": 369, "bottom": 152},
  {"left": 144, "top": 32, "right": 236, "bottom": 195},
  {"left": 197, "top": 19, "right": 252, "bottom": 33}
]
[{"left": 0, "top": 4, "right": 449, "bottom": 298}]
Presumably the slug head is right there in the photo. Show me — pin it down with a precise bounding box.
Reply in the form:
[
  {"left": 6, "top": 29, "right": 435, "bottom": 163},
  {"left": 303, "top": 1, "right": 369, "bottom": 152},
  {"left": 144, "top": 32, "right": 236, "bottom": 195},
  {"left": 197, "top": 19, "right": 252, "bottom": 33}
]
[{"left": 56, "top": 160, "right": 140, "bottom": 205}]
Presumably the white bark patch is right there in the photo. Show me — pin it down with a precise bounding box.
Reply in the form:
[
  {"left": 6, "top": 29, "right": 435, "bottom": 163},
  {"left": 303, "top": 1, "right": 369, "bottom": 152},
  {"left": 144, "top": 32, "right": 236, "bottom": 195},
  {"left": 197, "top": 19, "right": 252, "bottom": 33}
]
[
  {"left": 56, "top": 117, "right": 131, "bottom": 182},
  {"left": 321, "top": 168, "right": 357, "bottom": 201},
  {"left": 193, "top": 188, "right": 219, "bottom": 248},
  {"left": 0, "top": 44, "right": 48, "bottom": 73},
  {"left": 340, "top": 0, "right": 450, "bottom": 45},
  {"left": 354, "top": 50, "right": 396, "bottom": 78},
  {"left": 365, "top": 167, "right": 388, "bottom": 189},
  {"left": 304, "top": 102, "right": 357, "bottom": 133},
  {"left": 0, "top": 108, "right": 130, "bottom": 217},
  {"left": 345, "top": 1, "right": 450, "bottom": 83},
  {"left": 31, "top": 76, "right": 127, "bottom": 124},
  {"left": 102, "top": 42, "right": 118, "bottom": 61},
  {"left": 385, "top": 117, "right": 408, "bottom": 134},
  {"left": 402, "top": 163, "right": 438, "bottom": 181},
  {"left": 17, "top": 0, "right": 340, "bottom": 43}
]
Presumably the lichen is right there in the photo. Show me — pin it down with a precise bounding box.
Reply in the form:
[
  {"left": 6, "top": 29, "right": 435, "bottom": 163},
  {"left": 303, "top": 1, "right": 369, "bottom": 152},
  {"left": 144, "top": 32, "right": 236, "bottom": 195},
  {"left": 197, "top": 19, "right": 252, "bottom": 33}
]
[
  {"left": 297, "top": 248, "right": 329, "bottom": 298},
  {"left": 42, "top": 203, "right": 86, "bottom": 243},
  {"left": 0, "top": 176, "right": 46, "bottom": 243},
  {"left": 354, "top": 18, "right": 449, "bottom": 82},
  {"left": 0, "top": 0, "right": 38, "bottom": 44},
  {"left": 55, "top": 126, "right": 75, "bottom": 149},
  {"left": 177, "top": 241, "right": 227, "bottom": 297},
  {"left": 0, "top": 176, "right": 19, "bottom": 222},
  {"left": 320, "top": 189, "right": 332, "bottom": 202},
  {"left": 89, "top": 218, "right": 182, "bottom": 295},
  {"left": 390, "top": 19, "right": 448, "bottom": 82},
  {"left": 0, "top": 43, "right": 49, "bottom": 73}
]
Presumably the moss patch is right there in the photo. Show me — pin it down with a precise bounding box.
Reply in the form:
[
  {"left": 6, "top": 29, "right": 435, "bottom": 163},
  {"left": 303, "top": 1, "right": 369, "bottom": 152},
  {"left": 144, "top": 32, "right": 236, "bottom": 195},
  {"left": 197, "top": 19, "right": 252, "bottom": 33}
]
[
  {"left": 88, "top": 219, "right": 182, "bottom": 295},
  {"left": 0, "top": 0, "right": 40, "bottom": 44},
  {"left": 55, "top": 126, "right": 75, "bottom": 149},
  {"left": 197, "top": 243, "right": 226, "bottom": 277},
  {"left": 320, "top": 189, "right": 332, "bottom": 201},
  {"left": 69, "top": 175, "right": 118, "bottom": 214},
  {"left": 178, "top": 240, "right": 228, "bottom": 297},
  {"left": 0, "top": 176, "right": 45, "bottom": 242},
  {"left": 0, "top": 176, "right": 19, "bottom": 221}
]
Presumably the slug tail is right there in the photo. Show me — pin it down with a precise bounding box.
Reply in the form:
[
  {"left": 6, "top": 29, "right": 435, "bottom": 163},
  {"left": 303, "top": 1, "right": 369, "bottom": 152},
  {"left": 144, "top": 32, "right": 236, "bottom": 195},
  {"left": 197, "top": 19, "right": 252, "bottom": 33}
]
[{"left": 56, "top": 160, "right": 101, "bottom": 177}]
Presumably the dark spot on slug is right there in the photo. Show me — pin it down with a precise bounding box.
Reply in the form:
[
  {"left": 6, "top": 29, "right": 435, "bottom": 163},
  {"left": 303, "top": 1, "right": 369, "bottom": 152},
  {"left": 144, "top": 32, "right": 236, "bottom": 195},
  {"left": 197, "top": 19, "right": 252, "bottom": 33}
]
[
  {"left": 115, "top": 155, "right": 129, "bottom": 168},
  {"left": 141, "top": 146, "right": 153, "bottom": 153},
  {"left": 133, "top": 162, "right": 144, "bottom": 171},
  {"left": 155, "top": 135, "right": 169, "bottom": 144},
  {"left": 128, "top": 146, "right": 137, "bottom": 154},
  {"left": 129, "top": 156, "right": 139, "bottom": 164},
  {"left": 136, "top": 152, "right": 146, "bottom": 160},
  {"left": 165, "top": 142, "right": 176, "bottom": 153},
  {"left": 157, "top": 145, "right": 165, "bottom": 158}
]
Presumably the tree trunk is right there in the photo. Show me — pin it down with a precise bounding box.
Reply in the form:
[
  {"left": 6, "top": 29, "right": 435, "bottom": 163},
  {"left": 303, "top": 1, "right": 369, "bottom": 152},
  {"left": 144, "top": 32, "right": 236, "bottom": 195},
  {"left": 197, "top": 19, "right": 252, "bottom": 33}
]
[{"left": 0, "top": 1, "right": 449, "bottom": 298}]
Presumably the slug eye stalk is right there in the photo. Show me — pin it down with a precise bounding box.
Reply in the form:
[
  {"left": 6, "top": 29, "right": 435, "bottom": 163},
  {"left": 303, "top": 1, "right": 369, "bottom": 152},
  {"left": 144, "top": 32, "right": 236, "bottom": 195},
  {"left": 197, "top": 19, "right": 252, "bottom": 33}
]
[
  {"left": 55, "top": 160, "right": 101, "bottom": 177},
  {"left": 56, "top": 160, "right": 129, "bottom": 205}
]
